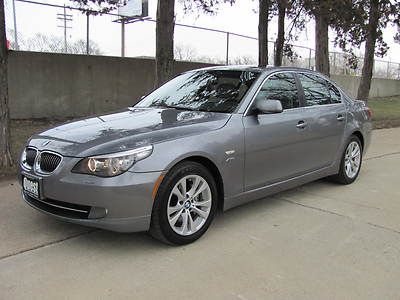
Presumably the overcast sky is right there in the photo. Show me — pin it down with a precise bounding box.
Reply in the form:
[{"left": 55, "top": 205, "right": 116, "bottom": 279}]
[{"left": 4, "top": 0, "right": 400, "bottom": 64}]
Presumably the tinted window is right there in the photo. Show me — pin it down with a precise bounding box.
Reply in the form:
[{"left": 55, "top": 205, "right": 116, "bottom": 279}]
[
  {"left": 137, "top": 70, "right": 260, "bottom": 113},
  {"left": 298, "top": 73, "right": 331, "bottom": 106},
  {"left": 329, "top": 84, "right": 342, "bottom": 104},
  {"left": 255, "top": 72, "right": 300, "bottom": 110}
]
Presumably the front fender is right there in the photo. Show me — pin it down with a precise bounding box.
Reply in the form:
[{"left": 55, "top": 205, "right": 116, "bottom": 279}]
[{"left": 130, "top": 115, "right": 245, "bottom": 200}]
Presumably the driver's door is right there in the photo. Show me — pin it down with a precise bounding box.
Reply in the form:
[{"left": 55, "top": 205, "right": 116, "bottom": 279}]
[{"left": 243, "top": 72, "right": 314, "bottom": 191}]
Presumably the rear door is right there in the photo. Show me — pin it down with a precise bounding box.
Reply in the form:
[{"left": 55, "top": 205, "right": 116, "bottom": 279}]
[{"left": 296, "top": 72, "right": 347, "bottom": 170}]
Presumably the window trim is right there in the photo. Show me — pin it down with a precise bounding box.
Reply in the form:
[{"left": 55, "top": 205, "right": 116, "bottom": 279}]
[{"left": 243, "top": 70, "right": 304, "bottom": 116}]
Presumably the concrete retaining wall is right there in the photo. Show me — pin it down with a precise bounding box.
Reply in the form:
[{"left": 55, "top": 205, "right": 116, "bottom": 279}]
[
  {"left": 8, "top": 51, "right": 215, "bottom": 119},
  {"left": 332, "top": 75, "right": 400, "bottom": 99},
  {"left": 8, "top": 51, "right": 400, "bottom": 119}
]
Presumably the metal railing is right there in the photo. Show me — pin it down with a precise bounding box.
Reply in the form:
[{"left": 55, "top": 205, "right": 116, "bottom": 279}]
[{"left": 4, "top": 0, "right": 400, "bottom": 79}]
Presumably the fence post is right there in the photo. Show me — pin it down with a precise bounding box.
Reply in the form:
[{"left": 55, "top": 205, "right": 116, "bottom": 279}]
[
  {"left": 12, "top": 0, "right": 19, "bottom": 50},
  {"left": 333, "top": 52, "right": 336, "bottom": 72},
  {"left": 225, "top": 32, "right": 230, "bottom": 65},
  {"left": 121, "top": 20, "right": 125, "bottom": 57},
  {"left": 273, "top": 42, "right": 276, "bottom": 66},
  {"left": 398, "top": 63, "right": 400, "bottom": 80},
  {"left": 387, "top": 61, "right": 390, "bottom": 79},
  {"left": 86, "top": 13, "right": 90, "bottom": 55}
]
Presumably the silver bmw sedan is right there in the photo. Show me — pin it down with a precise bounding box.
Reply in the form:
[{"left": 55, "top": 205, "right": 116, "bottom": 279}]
[{"left": 20, "top": 66, "right": 372, "bottom": 245}]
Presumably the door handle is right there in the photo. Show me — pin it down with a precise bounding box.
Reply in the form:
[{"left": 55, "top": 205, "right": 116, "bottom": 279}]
[
  {"left": 337, "top": 115, "right": 345, "bottom": 121},
  {"left": 296, "top": 121, "right": 308, "bottom": 129}
]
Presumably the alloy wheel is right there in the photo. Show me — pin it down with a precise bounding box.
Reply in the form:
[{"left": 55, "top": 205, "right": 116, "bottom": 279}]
[
  {"left": 344, "top": 141, "right": 361, "bottom": 179},
  {"left": 167, "top": 175, "right": 212, "bottom": 236}
]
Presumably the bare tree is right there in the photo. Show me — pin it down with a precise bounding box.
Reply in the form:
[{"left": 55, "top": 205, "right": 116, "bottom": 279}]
[
  {"left": 333, "top": 0, "right": 399, "bottom": 101},
  {"left": 232, "top": 55, "right": 257, "bottom": 65},
  {"left": 156, "top": 0, "right": 236, "bottom": 87},
  {"left": 357, "top": 0, "right": 380, "bottom": 101},
  {"left": 156, "top": 0, "right": 175, "bottom": 87},
  {"left": 258, "top": 0, "right": 270, "bottom": 67},
  {"left": 314, "top": 4, "right": 330, "bottom": 76},
  {"left": 299, "top": 0, "right": 352, "bottom": 77},
  {"left": 274, "top": 0, "right": 286, "bottom": 66},
  {"left": 0, "top": 0, "right": 12, "bottom": 168},
  {"left": 174, "top": 44, "right": 198, "bottom": 61},
  {"left": 9, "top": 31, "right": 102, "bottom": 55}
]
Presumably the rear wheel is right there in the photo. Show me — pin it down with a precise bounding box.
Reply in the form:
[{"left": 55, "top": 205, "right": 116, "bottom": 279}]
[
  {"left": 330, "top": 135, "right": 363, "bottom": 185},
  {"left": 149, "top": 161, "right": 217, "bottom": 245}
]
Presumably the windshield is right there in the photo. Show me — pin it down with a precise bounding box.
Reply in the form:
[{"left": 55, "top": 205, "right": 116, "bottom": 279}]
[{"left": 136, "top": 70, "right": 260, "bottom": 113}]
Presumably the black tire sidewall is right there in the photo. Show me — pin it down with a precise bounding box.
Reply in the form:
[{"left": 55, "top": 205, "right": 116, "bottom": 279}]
[{"left": 153, "top": 162, "right": 218, "bottom": 245}]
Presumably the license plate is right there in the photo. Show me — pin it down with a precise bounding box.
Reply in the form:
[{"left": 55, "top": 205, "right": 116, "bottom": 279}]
[{"left": 23, "top": 177, "right": 40, "bottom": 199}]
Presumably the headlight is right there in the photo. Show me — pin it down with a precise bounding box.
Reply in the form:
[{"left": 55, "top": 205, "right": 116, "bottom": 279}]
[{"left": 72, "top": 145, "right": 153, "bottom": 177}]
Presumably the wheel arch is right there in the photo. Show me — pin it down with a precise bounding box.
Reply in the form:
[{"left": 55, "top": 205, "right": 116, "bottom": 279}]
[
  {"left": 170, "top": 155, "right": 225, "bottom": 211},
  {"left": 352, "top": 130, "right": 364, "bottom": 150}
]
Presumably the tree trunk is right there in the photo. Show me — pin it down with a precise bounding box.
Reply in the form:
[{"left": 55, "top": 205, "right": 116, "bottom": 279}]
[
  {"left": 274, "top": 0, "right": 286, "bottom": 67},
  {"left": 155, "top": 0, "right": 175, "bottom": 87},
  {"left": 258, "top": 0, "right": 269, "bottom": 67},
  {"left": 357, "top": 0, "right": 380, "bottom": 102},
  {"left": 0, "top": 0, "right": 13, "bottom": 168},
  {"left": 314, "top": 8, "right": 330, "bottom": 77}
]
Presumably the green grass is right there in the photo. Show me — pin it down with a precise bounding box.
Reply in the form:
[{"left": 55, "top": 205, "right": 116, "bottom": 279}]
[
  {"left": 368, "top": 96, "right": 400, "bottom": 129},
  {"left": 1, "top": 96, "right": 400, "bottom": 178}
]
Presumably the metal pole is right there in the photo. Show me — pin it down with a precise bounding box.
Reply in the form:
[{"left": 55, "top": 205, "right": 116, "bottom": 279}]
[
  {"left": 333, "top": 52, "right": 336, "bottom": 72},
  {"left": 225, "top": 32, "right": 230, "bottom": 65},
  {"left": 63, "top": 5, "right": 67, "bottom": 53},
  {"left": 121, "top": 20, "right": 125, "bottom": 57},
  {"left": 12, "top": 0, "right": 19, "bottom": 49},
  {"left": 86, "top": 13, "right": 90, "bottom": 55},
  {"left": 309, "top": 49, "right": 312, "bottom": 69},
  {"left": 387, "top": 61, "right": 390, "bottom": 79},
  {"left": 273, "top": 42, "right": 276, "bottom": 65},
  {"left": 398, "top": 64, "right": 400, "bottom": 80}
]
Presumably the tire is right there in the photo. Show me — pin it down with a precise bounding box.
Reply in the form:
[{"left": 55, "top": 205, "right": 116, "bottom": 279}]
[
  {"left": 149, "top": 161, "right": 218, "bottom": 245},
  {"left": 329, "top": 135, "right": 363, "bottom": 185}
]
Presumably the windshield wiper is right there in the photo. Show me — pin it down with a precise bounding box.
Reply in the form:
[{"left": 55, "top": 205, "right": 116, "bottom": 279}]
[{"left": 152, "top": 104, "right": 198, "bottom": 111}]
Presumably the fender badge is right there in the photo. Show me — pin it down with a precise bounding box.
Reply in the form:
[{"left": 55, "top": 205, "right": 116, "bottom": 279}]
[{"left": 225, "top": 150, "right": 235, "bottom": 155}]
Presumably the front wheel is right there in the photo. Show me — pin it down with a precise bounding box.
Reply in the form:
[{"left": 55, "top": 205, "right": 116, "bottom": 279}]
[
  {"left": 149, "top": 161, "right": 217, "bottom": 245},
  {"left": 330, "top": 135, "right": 363, "bottom": 185}
]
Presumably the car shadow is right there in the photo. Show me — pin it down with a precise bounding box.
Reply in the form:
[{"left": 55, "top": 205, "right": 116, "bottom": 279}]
[{"left": 39, "top": 178, "right": 341, "bottom": 253}]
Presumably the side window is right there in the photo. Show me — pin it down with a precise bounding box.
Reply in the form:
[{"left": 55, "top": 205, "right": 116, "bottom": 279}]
[
  {"left": 298, "top": 73, "right": 331, "bottom": 106},
  {"left": 329, "top": 84, "right": 342, "bottom": 104},
  {"left": 255, "top": 72, "right": 300, "bottom": 110}
]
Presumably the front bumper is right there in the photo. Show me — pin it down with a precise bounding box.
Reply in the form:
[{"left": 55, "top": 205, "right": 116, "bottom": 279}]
[{"left": 20, "top": 156, "right": 162, "bottom": 232}]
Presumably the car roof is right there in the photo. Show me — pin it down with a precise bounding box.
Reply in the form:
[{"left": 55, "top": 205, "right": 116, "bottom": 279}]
[{"left": 192, "top": 65, "right": 320, "bottom": 75}]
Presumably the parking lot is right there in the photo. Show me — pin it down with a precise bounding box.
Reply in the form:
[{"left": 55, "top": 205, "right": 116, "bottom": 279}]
[{"left": 1, "top": 127, "right": 400, "bottom": 299}]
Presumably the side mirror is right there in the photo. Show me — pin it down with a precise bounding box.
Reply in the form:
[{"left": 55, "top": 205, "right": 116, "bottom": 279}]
[{"left": 255, "top": 99, "right": 283, "bottom": 114}]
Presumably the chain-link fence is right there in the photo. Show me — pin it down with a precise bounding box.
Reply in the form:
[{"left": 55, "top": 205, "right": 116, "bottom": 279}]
[{"left": 4, "top": 0, "right": 400, "bottom": 79}]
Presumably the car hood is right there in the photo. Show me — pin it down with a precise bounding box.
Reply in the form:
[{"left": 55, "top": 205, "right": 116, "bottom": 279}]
[{"left": 28, "top": 108, "right": 231, "bottom": 157}]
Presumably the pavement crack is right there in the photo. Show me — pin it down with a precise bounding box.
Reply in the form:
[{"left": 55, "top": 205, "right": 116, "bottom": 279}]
[
  {"left": 365, "top": 222, "right": 400, "bottom": 235},
  {"left": 278, "top": 198, "right": 351, "bottom": 219},
  {"left": 280, "top": 198, "right": 400, "bottom": 236},
  {"left": 0, "top": 229, "right": 98, "bottom": 261},
  {"left": 365, "top": 151, "right": 400, "bottom": 161},
  {"left": 294, "top": 189, "right": 382, "bottom": 210}
]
